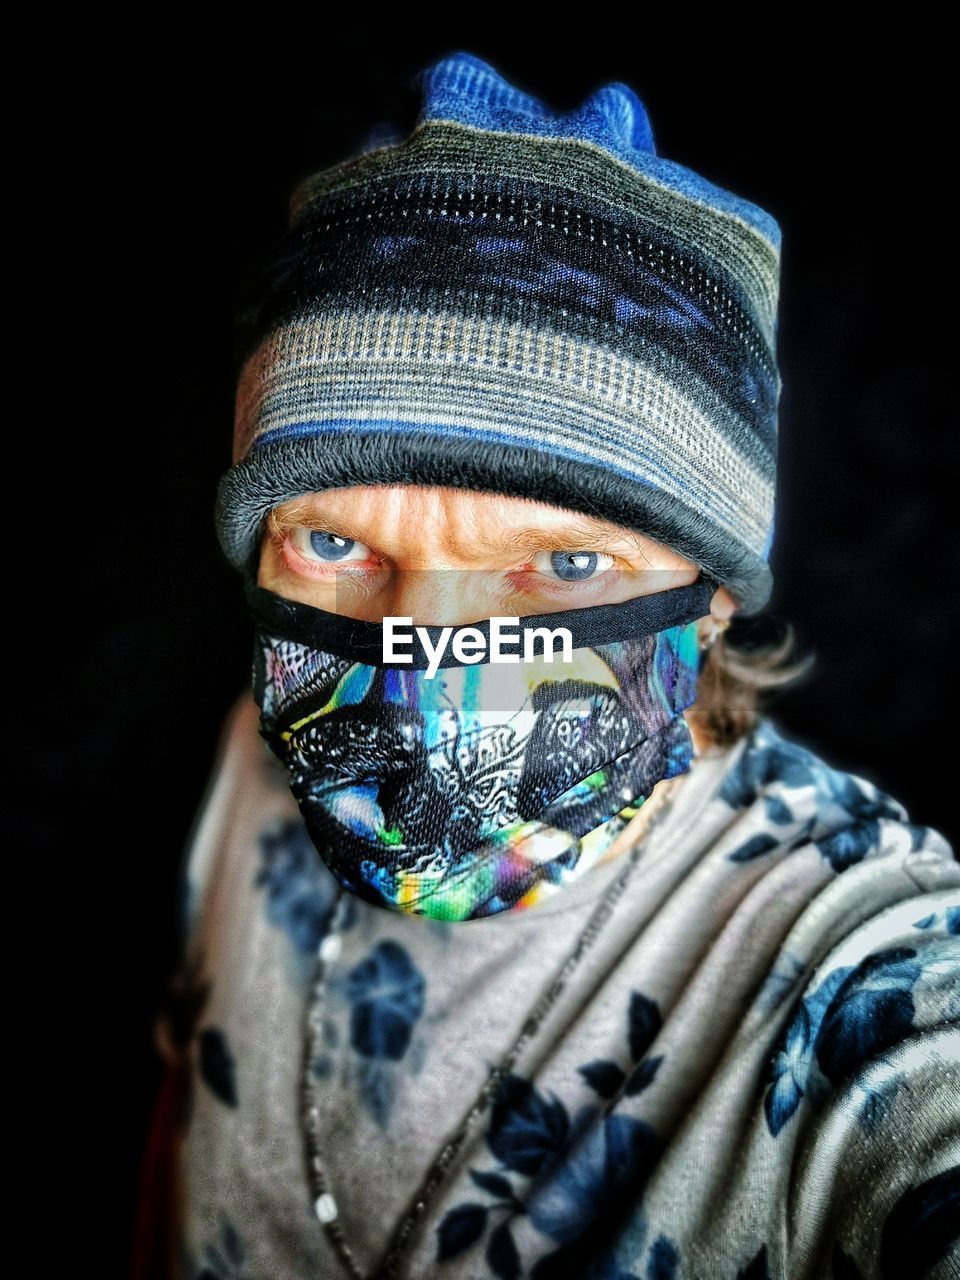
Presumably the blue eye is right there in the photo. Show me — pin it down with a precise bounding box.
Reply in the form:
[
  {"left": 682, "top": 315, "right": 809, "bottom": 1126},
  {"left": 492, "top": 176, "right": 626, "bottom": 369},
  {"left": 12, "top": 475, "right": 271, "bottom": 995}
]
[
  {"left": 310, "top": 531, "right": 355, "bottom": 560},
  {"left": 532, "top": 550, "right": 615, "bottom": 581},
  {"left": 291, "top": 528, "right": 372, "bottom": 564}
]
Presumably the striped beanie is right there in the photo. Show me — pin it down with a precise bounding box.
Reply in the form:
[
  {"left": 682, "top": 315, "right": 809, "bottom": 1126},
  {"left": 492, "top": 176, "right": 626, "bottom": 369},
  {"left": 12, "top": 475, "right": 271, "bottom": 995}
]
[{"left": 216, "top": 50, "right": 782, "bottom": 615}]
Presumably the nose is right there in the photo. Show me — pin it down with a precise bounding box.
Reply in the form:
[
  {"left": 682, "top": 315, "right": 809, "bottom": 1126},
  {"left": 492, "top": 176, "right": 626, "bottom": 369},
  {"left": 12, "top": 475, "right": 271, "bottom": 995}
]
[{"left": 381, "top": 568, "right": 493, "bottom": 627}]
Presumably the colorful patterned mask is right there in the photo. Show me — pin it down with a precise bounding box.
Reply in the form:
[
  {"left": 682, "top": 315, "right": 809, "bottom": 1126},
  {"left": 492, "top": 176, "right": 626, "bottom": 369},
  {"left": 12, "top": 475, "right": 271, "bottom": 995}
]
[{"left": 244, "top": 576, "right": 713, "bottom": 922}]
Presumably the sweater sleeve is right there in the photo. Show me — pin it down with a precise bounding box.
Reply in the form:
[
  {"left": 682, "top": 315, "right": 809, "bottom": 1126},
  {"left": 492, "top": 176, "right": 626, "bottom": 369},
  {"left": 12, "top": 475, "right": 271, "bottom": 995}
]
[
  {"left": 783, "top": 849, "right": 960, "bottom": 1279},
  {"left": 130, "top": 691, "right": 254, "bottom": 1280}
]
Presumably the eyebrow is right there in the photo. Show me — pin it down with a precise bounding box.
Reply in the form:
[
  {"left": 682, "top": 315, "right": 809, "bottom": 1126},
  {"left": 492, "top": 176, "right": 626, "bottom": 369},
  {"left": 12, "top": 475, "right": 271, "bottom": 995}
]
[
  {"left": 268, "top": 506, "right": 356, "bottom": 540},
  {"left": 478, "top": 523, "right": 653, "bottom": 558},
  {"left": 271, "top": 506, "right": 653, "bottom": 559}
]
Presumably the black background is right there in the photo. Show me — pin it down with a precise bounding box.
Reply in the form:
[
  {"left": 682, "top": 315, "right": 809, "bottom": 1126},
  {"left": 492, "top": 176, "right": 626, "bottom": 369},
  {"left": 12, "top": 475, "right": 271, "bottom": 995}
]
[{"left": 38, "top": 27, "right": 956, "bottom": 1276}]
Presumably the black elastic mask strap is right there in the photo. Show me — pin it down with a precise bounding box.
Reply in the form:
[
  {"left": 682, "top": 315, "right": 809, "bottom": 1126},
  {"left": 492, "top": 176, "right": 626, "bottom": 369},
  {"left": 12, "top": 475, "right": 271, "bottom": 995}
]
[{"left": 243, "top": 575, "right": 714, "bottom": 670}]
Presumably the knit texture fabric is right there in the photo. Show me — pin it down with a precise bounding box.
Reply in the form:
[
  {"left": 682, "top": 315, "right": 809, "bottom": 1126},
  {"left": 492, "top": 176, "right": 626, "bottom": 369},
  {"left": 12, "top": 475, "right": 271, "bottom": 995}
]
[
  {"left": 215, "top": 50, "right": 783, "bottom": 615},
  {"left": 136, "top": 692, "right": 960, "bottom": 1279}
]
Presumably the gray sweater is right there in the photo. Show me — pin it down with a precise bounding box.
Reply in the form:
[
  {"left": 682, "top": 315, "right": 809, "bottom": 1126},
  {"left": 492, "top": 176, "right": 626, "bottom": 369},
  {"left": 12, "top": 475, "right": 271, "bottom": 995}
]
[{"left": 148, "top": 690, "right": 960, "bottom": 1280}]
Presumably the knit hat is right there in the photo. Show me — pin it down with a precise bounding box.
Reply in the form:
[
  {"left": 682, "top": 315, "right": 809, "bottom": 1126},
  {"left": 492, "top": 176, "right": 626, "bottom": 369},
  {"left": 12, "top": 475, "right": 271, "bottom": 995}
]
[{"left": 216, "top": 50, "right": 782, "bottom": 615}]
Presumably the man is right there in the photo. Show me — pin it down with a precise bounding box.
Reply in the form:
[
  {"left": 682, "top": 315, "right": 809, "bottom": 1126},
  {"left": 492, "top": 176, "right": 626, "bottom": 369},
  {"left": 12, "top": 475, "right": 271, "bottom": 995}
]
[{"left": 132, "top": 50, "right": 959, "bottom": 1280}]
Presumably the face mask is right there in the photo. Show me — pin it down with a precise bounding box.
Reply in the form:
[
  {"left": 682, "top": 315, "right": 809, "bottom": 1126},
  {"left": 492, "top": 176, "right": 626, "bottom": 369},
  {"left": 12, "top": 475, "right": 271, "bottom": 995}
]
[{"left": 244, "top": 575, "right": 714, "bottom": 922}]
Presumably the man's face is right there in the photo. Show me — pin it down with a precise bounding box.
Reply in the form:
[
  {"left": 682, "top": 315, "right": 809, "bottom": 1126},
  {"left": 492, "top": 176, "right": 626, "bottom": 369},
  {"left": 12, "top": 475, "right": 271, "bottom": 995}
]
[{"left": 257, "top": 485, "right": 736, "bottom": 644}]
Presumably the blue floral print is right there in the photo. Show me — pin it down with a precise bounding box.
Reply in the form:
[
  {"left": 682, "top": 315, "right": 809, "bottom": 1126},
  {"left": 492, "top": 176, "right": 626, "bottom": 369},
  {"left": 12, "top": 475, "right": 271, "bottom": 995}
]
[
  {"left": 254, "top": 816, "right": 343, "bottom": 955},
  {"left": 256, "top": 816, "right": 431, "bottom": 1127},
  {"left": 186, "top": 1215, "right": 258, "bottom": 1279},
  {"left": 436, "top": 1066, "right": 667, "bottom": 1279},
  {"left": 343, "top": 939, "right": 427, "bottom": 1060},
  {"left": 733, "top": 1244, "right": 769, "bottom": 1278},
  {"left": 646, "top": 1234, "right": 680, "bottom": 1279},
  {"left": 314, "top": 938, "right": 430, "bottom": 1127},
  {"left": 764, "top": 945, "right": 924, "bottom": 1137},
  {"left": 912, "top": 905, "right": 960, "bottom": 934},
  {"left": 161, "top": 698, "right": 959, "bottom": 1280},
  {"left": 720, "top": 721, "right": 924, "bottom": 871},
  {"left": 879, "top": 1166, "right": 960, "bottom": 1277},
  {"left": 437, "top": 987, "right": 673, "bottom": 1278},
  {"left": 577, "top": 990, "right": 664, "bottom": 1101},
  {"left": 198, "top": 1027, "right": 237, "bottom": 1108}
]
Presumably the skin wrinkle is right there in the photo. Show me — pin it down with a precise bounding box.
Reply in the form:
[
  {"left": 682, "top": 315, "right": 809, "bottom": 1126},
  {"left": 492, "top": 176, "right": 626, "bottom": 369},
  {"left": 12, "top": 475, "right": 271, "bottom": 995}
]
[{"left": 217, "top": 431, "right": 771, "bottom": 614}]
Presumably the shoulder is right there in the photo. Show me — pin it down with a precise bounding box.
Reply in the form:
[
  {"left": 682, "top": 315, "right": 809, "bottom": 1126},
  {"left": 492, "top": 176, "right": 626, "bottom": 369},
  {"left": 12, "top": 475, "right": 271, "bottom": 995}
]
[
  {"left": 717, "top": 714, "right": 955, "bottom": 871},
  {"left": 779, "top": 883, "right": 959, "bottom": 1276},
  {"left": 175, "top": 687, "right": 294, "bottom": 952},
  {"left": 735, "top": 720, "right": 960, "bottom": 1277}
]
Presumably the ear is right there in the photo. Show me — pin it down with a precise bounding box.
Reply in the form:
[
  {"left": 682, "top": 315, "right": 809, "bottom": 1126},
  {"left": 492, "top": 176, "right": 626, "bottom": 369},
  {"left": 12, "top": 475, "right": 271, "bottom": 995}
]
[
  {"left": 710, "top": 586, "right": 738, "bottom": 621},
  {"left": 697, "top": 586, "right": 738, "bottom": 648}
]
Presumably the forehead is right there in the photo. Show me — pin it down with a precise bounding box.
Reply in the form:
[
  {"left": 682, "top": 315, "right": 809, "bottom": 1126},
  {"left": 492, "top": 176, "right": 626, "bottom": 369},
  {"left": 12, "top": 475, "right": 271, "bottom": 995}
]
[{"left": 268, "top": 485, "right": 665, "bottom": 554}]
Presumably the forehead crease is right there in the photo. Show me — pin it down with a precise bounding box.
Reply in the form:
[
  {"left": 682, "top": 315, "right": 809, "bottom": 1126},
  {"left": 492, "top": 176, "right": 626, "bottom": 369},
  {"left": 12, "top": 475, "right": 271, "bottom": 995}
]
[
  {"left": 269, "top": 491, "right": 650, "bottom": 553},
  {"left": 479, "top": 522, "right": 645, "bottom": 552}
]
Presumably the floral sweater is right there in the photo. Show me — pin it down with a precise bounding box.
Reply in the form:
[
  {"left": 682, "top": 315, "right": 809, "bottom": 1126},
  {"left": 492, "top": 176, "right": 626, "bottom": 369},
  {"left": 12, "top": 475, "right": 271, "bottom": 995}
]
[{"left": 134, "top": 690, "right": 960, "bottom": 1280}]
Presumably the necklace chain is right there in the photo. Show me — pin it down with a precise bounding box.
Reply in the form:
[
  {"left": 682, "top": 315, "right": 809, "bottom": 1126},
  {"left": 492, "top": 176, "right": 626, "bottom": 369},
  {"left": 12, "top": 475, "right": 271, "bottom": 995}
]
[{"left": 302, "top": 779, "right": 681, "bottom": 1280}]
